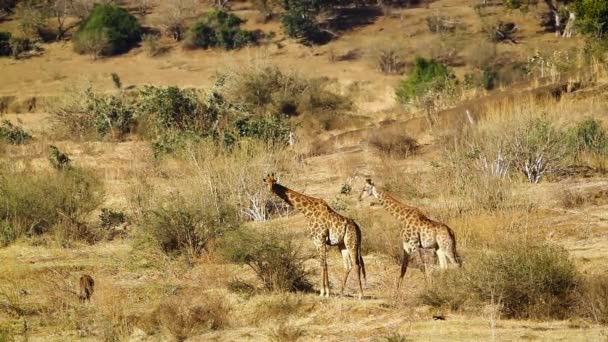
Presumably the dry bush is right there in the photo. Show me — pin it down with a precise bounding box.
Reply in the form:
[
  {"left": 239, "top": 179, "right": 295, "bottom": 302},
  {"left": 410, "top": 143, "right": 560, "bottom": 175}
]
[
  {"left": 559, "top": 188, "right": 588, "bottom": 209},
  {"left": 426, "top": 15, "right": 457, "bottom": 33},
  {"left": 154, "top": 292, "right": 230, "bottom": 341},
  {"left": 368, "top": 40, "right": 406, "bottom": 75},
  {"left": 367, "top": 129, "right": 418, "bottom": 159},
  {"left": 467, "top": 40, "right": 497, "bottom": 69},
  {"left": 0, "top": 165, "right": 104, "bottom": 246},
  {"left": 222, "top": 63, "right": 352, "bottom": 119},
  {"left": 268, "top": 321, "right": 305, "bottom": 342},
  {"left": 421, "top": 240, "right": 579, "bottom": 319},
  {"left": 578, "top": 274, "right": 608, "bottom": 324},
  {"left": 247, "top": 293, "right": 309, "bottom": 324},
  {"left": 131, "top": 140, "right": 294, "bottom": 256},
  {"left": 142, "top": 33, "right": 164, "bottom": 57},
  {"left": 220, "top": 227, "right": 313, "bottom": 292}
]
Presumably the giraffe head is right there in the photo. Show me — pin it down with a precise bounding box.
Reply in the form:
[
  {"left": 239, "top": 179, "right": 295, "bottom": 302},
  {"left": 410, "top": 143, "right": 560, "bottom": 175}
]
[
  {"left": 263, "top": 173, "right": 278, "bottom": 190},
  {"left": 359, "top": 178, "right": 379, "bottom": 201}
]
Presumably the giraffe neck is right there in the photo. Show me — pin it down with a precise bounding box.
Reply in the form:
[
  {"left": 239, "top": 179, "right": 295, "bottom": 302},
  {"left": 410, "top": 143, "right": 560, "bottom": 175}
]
[
  {"left": 271, "top": 183, "right": 316, "bottom": 216},
  {"left": 377, "top": 190, "right": 418, "bottom": 221}
]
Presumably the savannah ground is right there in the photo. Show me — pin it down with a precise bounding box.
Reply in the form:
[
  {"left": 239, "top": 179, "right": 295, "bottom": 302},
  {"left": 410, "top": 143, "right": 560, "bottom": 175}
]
[{"left": 1, "top": 0, "right": 608, "bottom": 341}]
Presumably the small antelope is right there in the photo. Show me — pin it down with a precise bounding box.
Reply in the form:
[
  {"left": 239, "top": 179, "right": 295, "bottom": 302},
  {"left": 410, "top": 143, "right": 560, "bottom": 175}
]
[{"left": 79, "top": 274, "right": 95, "bottom": 303}]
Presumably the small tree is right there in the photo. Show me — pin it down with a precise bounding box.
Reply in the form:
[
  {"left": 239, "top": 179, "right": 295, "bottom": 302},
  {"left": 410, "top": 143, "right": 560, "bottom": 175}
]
[
  {"left": 574, "top": 0, "right": 608, "bottom": 39},
  {"left": 184, "top": 9, "right": 255, "bottom": 50},
  {"left": 395, "top": 56, "right": 455, "bottom": 104},
  {"left": 73, "top": 4, "right": 141, "bottom": 56}
]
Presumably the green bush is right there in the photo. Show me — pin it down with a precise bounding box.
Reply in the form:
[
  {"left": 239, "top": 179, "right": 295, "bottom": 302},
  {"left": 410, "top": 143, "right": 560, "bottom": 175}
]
[
  {"left": 574, "top": 0, "right": 608, "bottom": 40},
  {"left": 233, "top": 116, "right": 291, "bottom": 145},
  {"left": 73, "top": 4, "right": 141, "bottom": 56},
  {"left": 421, "top": 241, "right": 579, "bottom": 319},
  {"left": 99, "top": 208, "right": 127, "bottom": 228},
  {"left": 0, "top": 166, "right": 104, "bottom": 246},
  {"left": 0, "top": 120, "right": 32, "bottom": 144},
  {"left": 482, "top": 67, "right": 498, "bottom": 90},
  {"left": 395, "top": 57, "right": 455, "bottom": 104},
  {"left": 568, "top": 118, "right": 608, "bottom": 156},
  {"left": 220, "top": 228, "right": 312, "bottom": 292},
  {"left": 0, "top": 31, "right": 11, "bottom": 56},
  {"left": 281, "top": 6, "right": 320, "bottom": 42},
  {"left": 9, "top": 36, "right": 34, "bottom": 58},
  {"left": 48, "top": 145, "right": 71, "bottom": 170},
  {"left": 184, "top": 9, "right": 255, "bottom": 50}
]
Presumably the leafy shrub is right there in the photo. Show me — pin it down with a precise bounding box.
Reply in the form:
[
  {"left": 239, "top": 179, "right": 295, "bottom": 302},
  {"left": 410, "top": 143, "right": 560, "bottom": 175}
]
[
  {"left": 233, "top": 116, "right": 291, "bottom": 145},
  {"left": 482, "top": 67, "right": 499, "bottom": 90},
  {"left": 281, "top": 4, "right": 320, "bottom": 43},
  {"left": 568, "top": 118, "right": 608, "bottom": 157},
  {"left": 74, "top": 4, "right": 141, "bottom": 56},
  {"left": 99, "top": 208, "right": 127, "bottom": 228},
  {"left": 48, "top": 145, "right": 71, "bottom": 170},
  {"left": 137, "top": 86, "right": 208, "bottom": 135},
  {"left": 0, "top": 166, "right": 104, "bottom": 246},
  {"left": 395, "top": 57, "right": 455, "bottom": 104},
  {"left": 184, "top": 9, "right": 255, "bottom": 50},
  {"left": 220, "top": 228, "right": 313, "bottom": 292},
  {"left": 0, "top": 31, "right": 12, "bottom": 56},
  {"left": 9, "top": 36, "right": 34, "bottom": 58},
  {"left": 574, "top": 0, "right": 608, "bottom": 40},
  {"left": 421, "top": 241, "right": 579, "bottom": 319},
  {"left": 50, "top": 87, "right": 134, "bottom": 140},
  {"left": 0, "top": 120, "right": 32, "bottom": 144}
]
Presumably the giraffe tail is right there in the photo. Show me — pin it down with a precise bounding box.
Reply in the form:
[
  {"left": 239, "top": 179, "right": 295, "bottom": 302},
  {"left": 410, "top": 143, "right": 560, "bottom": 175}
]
[{"left": 358, "top": 248, "right": 367, "bottom": 285}]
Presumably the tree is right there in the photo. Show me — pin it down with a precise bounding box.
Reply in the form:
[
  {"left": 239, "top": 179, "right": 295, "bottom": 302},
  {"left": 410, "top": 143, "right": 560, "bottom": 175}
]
[
  {"left": 504, "top": 0, "right": 574, "bottom": 37},
  {"left": 574, "top": 0, "right": 608, "bottom": 39}
]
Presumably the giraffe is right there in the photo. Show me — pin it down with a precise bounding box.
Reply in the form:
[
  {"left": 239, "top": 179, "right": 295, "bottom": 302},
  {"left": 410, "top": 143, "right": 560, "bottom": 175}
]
[
  {"left": 263, "top": 173, "right": 366, "bottom": 299},
  {"left": 359, "top": 178, "right": 460, "bottom": 288}
]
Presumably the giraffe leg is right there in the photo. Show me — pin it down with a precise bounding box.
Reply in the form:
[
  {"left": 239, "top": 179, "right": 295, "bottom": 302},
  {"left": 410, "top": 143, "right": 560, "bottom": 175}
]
[
  {"left": 436, "top": 249, "right": 448, "bottom": 269},
  {"left": 418, "top": 247, "right": 430, "bottom": 284},
  {"left": 322, "top": 244, "right": 330, "bottom": 297},
  {"left": 317, "top": 243, "right": 327, "bottom": 297},
  {"left": 339, "top": 244, "right": 352, "bottom": 297}
]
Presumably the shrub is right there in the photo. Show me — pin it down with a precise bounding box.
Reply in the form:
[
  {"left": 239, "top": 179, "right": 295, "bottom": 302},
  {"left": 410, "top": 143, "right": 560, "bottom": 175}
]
[
  {"left": 73, "top": 29, "right": 110, "bottom": 58},
  {"left": 395, "top": 57, "right": 455, "bottom": 104},
  {"left": 142, "top": 33, "right": 162, "bottom": 57},
  {"left": 370, "top": 41, "right": 406, "bottom": 75},
  {"left": 224, "top": 65, "right": 352, "bottom": 118},
  {"left": 0, "top": 31, "right": 12, "bottom": 56},
  {"left": 568, "top": 118, "right": 608, "bottom": 157},
  {"left": 73, "top": 4, "right": 141, "bottom": 56},
  {"left": 578, "top": 274, "right": 608, "bottom": 324},
  {"left": 268, "top": 322, "right": 305, "bottom": 342},
  {"left": 0, "top": 166, "right": 104, "bottom": 246},
  {"left": 233, "top": 116, "right": 291, "bottom": 145},
  {"left": 482, "top": 67, "right": 499, "bottom": 90},
  {"left": 574, "top": 0, "right": 608, "bottom": 40},
  {"left": 0, "top": 120, "right": 32, "bottom": 144},
  {"left": 281, "top": 5, "right": 320, "bottom": 43},
  {"left": 421, "top": 241, "right": 579, "bottom": 319},
  {"left": 99, "top": 208, "right": 127, "bottom": 228},
  {"left": 137, "top": 85, "right": 217, "bottom": 137},
  {"left": 220, "top": 228, "right": 313, "bottom": 292},
  {"left": 48, "top": 145, "right": 71, "bottom": 170},
  {"left": 50, "top": 87, "right": 134, "bottom": 140},
  {"left": 184, "top": 9, "right": 255, "bottom": 50},
  {"left": 368, "top": 129, "right": 418, "bottom": 158},
  {"left": 507, "top": 118, "right": 567, "bottom": 183},
  {"left": 141, "top": 202, "right": 234, "bottom": 258},
  {"left": 426, "top": 15, "right": 456, "bottom": 33},
  {"left": 9, "top": 36, "right": 34, "bottom": 58},
  {"left": 155, "top": 293, "right": 230, "bottom": 340}
]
